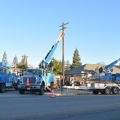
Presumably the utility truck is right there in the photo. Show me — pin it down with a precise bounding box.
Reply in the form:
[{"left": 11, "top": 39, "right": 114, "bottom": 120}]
[
  {"left": 89, "top": 58, "right": 120, "bottom": 95},
  {"left": 0, "top": 62, "right": 18, "bottom": 93},
  {"left": 18, "top": 32, "right": 63, "bottom": 95},
  {"left": 63, "top": 58, "right": 120, "bottom": 95}
]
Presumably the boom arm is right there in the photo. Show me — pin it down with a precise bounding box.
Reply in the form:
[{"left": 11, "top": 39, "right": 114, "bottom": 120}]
[
  {"left": 105, "top": 58, "right": 120, "bottom": 71},
  {"left": 41, "top": 32, "right": 63, "bottom": 67},
  {"left": 99, "top": 58, "right": 120, "bottom": 73}
]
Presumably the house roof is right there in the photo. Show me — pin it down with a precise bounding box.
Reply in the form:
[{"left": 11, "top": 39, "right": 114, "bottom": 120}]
[
  {"left": 112, "top": 66, "right": 120, "bottom": 74},
  {"left": 65, "top": 64, "right": 120, "bottom": 75}
]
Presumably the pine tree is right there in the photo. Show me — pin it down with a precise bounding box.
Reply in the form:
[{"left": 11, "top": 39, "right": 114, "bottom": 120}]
[
  {"left": 65, "top": 60, "right": 71, "bottom": 71},
  {"left": 13, "top": 55, "right": 18, "bottom": 65},
  {"left": 2, "top": 51, "right": 8, "bottom": 63},
  {"left": 71, "top": 48, "right": 82, "bottom": 69}
]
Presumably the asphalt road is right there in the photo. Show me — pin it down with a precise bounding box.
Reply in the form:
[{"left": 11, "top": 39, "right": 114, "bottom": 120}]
[{"left": 0, "top": 90, "right": 120, "bottom": 120}]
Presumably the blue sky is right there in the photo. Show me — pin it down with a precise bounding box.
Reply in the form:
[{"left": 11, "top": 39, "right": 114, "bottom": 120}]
[{"left": 0, "top": 0, "right": 120, "bottom": 67}]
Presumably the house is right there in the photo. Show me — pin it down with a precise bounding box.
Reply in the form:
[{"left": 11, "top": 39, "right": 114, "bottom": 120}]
[{"left": 65, "top": 64, "right": 120, "bottom": 79}]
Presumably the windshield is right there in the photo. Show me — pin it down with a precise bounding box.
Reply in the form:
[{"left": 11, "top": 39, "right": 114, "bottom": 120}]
[{"left": 25, "top": 69, "right": 42, "bottom": 76}]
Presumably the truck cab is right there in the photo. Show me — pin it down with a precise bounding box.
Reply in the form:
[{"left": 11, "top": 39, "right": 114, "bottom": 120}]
[{"left": 18, "top": 68, "right": 54, "bottom": 95}]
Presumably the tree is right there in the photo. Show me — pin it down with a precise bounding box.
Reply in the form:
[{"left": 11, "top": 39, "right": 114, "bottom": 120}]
[
  {"left": 2, "top": 51, "right": 8, "bottom": 63},
  {"left": 38, "top": 60, "right": 44, "bottom": 68},
  {"left": 65, "top": 60, "right": 71, "bottom": 71},
  {"left": 13, "top": 55, "right": 18, "bottom": 66},
  {"left": 38, "top": 57, "right": 62, "bottom": 74},
  {"left": 97, "top": 62, "right": 105, "bottom": 65},
  {"left": 71, "top": 48, "right": 82, "bottom": 69},
  {"left": 52, "top": 58, "right": 62, "bottom": 74},
  {"left": 18, "top": 55, "right": 28, "bottom": 70}
]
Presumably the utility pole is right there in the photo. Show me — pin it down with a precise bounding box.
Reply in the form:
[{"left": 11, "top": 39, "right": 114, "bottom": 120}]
[{"left": 59, "top": 22, "right": 68, "bottom": 87}]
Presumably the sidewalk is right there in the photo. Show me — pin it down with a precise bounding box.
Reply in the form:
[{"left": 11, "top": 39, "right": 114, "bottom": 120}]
[{"left": 54, "top": 89, "right": 92, "bottom": 96}]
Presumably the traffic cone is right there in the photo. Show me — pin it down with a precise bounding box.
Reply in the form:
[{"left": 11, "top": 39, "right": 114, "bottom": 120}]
[
  {"left": 26, "top": 79, "right": 30, "bottom": 87},
  {"left": 50, "top": 89, "right": 55, "bottom": 98}
]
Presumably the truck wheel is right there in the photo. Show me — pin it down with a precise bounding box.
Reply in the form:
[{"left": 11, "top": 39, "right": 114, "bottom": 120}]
[
  {"left": 0, "top": 84, "right": 6, "bottom": 93},
  {"left": 100, "top": 90, "right": 105, "bottom": 95},
  {"left": 105, "top": 87, "right": 111, "bottom": 95},
  {"left": 14, "top": 83, "right": 19, "bottom": 90},
  {"left": 50, "top": 82, "right": 54, "bottom": 89},
  {"left": 19, "top": 89, "right": 25, "bottom": 94},
  {"left": 39, "top": 85, "right": 44, "bottom": 95},
  {"left": 112, "top": 87, "right": 119, "bottom": 94},
  {"left": 93, "top": 90, "right": 99, "bottom": 94}
]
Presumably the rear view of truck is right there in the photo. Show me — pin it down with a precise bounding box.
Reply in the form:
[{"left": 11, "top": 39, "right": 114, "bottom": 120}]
[{"left": 0, "top": 72, "right": 18, "bottom": 93}]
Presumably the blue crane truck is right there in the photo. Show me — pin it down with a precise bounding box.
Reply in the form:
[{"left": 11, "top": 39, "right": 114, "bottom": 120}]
[
  {"left": 18, "top": 32, "right": 63, "bottom": 95},
  {"left": 89, "top": 58, "right": 120, "bottom": 95},
  {"left": 0, "top": 62, "right": 18, "bottom": 93}
]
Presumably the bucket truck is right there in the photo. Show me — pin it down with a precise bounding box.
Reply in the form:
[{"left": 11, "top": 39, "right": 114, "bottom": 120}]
[
  {"left": 0, "top": 62, "right": 18, "bottom": 93},
  {"left": 18, "top": 32, "right": 63, "bottom": 95}
]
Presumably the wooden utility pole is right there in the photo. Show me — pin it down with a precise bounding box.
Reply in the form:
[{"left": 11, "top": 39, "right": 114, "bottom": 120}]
[{"left": 59, "top": 22, "right": 68, "bottom": 86}]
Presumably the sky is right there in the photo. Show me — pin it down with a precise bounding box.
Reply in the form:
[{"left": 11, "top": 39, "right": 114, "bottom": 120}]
[{"left": 0, "top": 0, "right": 120, "bottom": 67}]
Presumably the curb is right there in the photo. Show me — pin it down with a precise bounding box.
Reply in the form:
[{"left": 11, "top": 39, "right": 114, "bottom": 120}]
[{"left": 55, "top": 93, "right": 77, "bottom": 96}]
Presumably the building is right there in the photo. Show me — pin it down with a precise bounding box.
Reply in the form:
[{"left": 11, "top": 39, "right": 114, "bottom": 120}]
[{"left": 65, "top": 64, "right": 120, "bottom": 79}]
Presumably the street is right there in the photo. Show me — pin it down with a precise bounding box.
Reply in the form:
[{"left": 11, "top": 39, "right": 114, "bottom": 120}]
[{"left": 0, "top": 90, "right": 120, "bottom": 120}]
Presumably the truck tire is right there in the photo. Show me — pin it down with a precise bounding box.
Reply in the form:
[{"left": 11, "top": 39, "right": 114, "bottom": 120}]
[
  {"left": 112, "top": 87, "right": 119, "bottom": 94},
  {"left": 93, "top": 90, "right": 99, "bottom": 94},
  {"left": 105, "top": 87, "right": 111, "bottom": 95},
  {"left": 0, "top": 84, "right": 6, "bottom": 93},
  {"left": 39, "top": 85, "right": 44, "bottom": 95},
  {"left": 100, "top": 90, "right": 105, "bottom": 95},
  {"left": 14, "top": 83, "right": 19, "bottom": 91},
  {"left": 19, "top": 89, "right": 25, "bottom": 94},
  {"left": 50, "top": 82, "right": 54, "bottom": 89}
]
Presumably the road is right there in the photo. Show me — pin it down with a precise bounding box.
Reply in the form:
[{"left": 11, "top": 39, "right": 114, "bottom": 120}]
[{"left": 0, "top": 90, "right": 120, "bottom": 120}]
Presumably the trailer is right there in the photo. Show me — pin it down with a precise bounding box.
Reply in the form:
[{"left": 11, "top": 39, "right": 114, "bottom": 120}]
[
  {"left": 63, "top": 82, "right": 120, "bottom": 95},
  {"left": 63, "top": 58, "right": 120, "bottom": 95}
]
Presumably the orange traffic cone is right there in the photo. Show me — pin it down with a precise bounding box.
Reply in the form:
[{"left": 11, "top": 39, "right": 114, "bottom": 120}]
[
  {"left": 26, "top": 79, "right": 30, "bottom": 87},
  {"left": 50, "top": 89, "right": 55, "bottom": 98}
]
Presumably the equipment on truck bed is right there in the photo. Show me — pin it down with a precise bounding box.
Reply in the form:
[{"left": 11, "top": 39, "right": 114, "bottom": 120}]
[
  {"left": 89, "top": 58, "right": 120, "bottom": 95},
  {"left": 63, "top": 58, "right": 120, "bottom": 95},
  {"left": 97, "top": 58, "right": 120, "bottom": 81}
]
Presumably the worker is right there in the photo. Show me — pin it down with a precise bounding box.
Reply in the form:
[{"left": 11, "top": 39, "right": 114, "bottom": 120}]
[
  {"left": 70, "top": 78, "right": 74, "bottom": 86},
  {"left": 46, "top": 83, "right": 60, "bottom": 92},
  {"left": 53, "top": 83, "right": 60, "bottom": 90},
  {"left": 46, "top": 86, "right": 52, "bottom": 92},
  {"left": 53, "top": 79, "right": 60, "bottom": 90}
]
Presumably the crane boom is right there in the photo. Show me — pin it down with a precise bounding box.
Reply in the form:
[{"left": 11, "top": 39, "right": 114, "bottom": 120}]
[
  {"left": 104, "top": 58, "right": 120, "bottom": 72},
  {"left": 99, "top": 58, "right": 120, "bottom": 73},
  {"left": 43, "top": 32, "right": 63, "bottom": 66}
]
